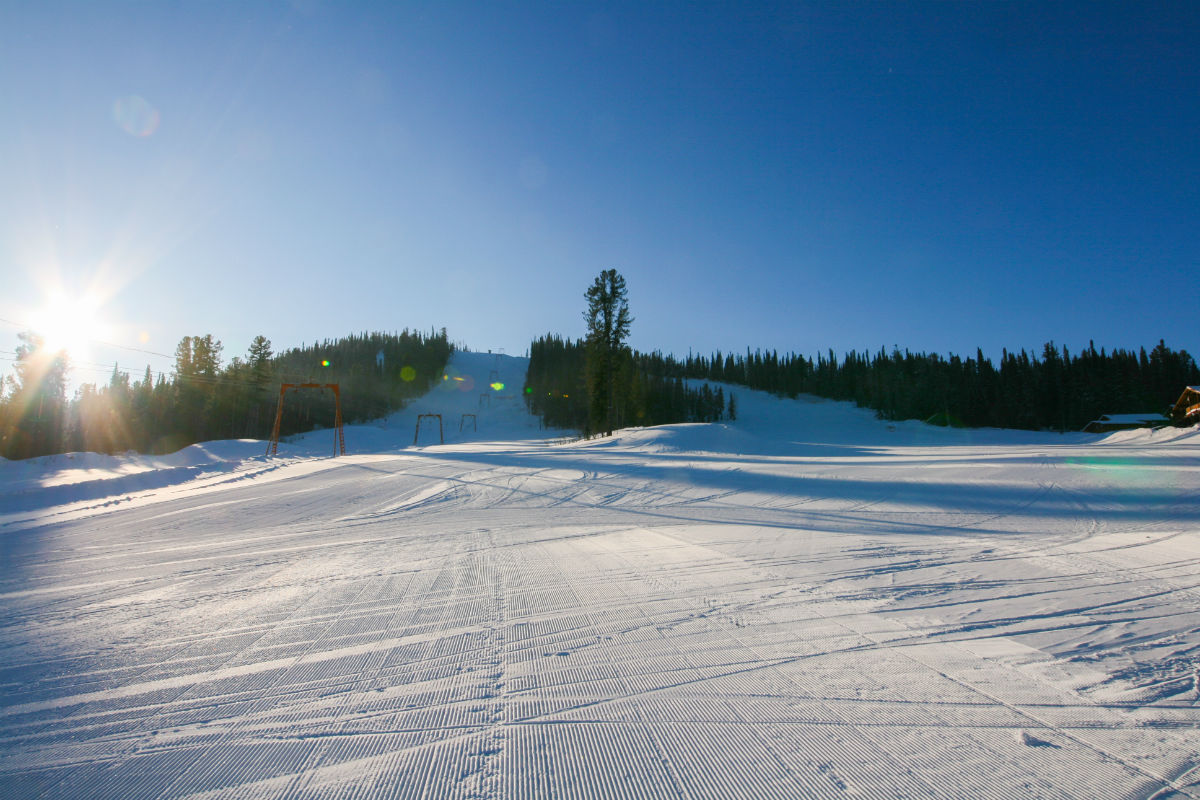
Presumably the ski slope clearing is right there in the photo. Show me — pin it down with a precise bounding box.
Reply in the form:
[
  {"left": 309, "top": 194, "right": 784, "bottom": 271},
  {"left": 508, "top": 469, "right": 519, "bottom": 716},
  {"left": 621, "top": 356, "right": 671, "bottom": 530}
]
[{"left": 2, "top": 350, "right": 1199, "bottom": 799}]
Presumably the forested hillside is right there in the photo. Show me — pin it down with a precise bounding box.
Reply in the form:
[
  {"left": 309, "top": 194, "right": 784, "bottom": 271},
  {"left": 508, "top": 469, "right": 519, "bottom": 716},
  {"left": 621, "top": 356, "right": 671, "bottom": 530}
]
[
  {"left": 661, "top": 340, "right": 1198, "bottom": 431},
  {"left": 525, "top": 336, "right": 1198, "bottom": 434},
  {"left": 1, "top": 329, "right": 452, "bottom": 459}
]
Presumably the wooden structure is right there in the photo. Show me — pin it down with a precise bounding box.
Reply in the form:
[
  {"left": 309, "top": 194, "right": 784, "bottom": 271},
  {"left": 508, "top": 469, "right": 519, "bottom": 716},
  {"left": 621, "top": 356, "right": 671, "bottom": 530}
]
[
  {"left": 1171, "top": 386, "right": 1200, "bottom": 425},
  {"left": 414, "top": 413, "right": 443, "bottom": 445},
  {"left": 266, "top": 383, "right": 345, "bottom": 457}
]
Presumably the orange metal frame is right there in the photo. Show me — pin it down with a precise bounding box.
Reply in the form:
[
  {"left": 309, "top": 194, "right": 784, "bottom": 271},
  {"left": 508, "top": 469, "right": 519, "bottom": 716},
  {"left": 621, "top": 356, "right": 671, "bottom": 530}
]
[
  {"left": 414, "top": 413, "right": 443, "bottom": 445},
  {"left": 266, "top": 383, "right": 345, "bottom": 457}
]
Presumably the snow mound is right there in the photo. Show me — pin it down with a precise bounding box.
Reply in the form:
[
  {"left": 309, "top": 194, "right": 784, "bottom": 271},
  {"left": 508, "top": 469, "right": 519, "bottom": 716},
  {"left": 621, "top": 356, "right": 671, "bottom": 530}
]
[
  {"left": 598, "top": 379, "right": 1103, "bottom": 457},
  {"left": 1093, "top": 423, "right": 1200, "bottom": 446},
  {"left": 0, "top": 440, "right": 274, "bottom": 519}
]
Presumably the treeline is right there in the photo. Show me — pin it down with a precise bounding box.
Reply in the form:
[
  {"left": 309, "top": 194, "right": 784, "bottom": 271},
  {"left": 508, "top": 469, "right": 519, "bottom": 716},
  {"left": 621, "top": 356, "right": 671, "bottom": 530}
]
[
  {"left": 660, "top": 339, "right": 1198, "bottom": 431},
  {"left": 525, "top": 335, "right": 1197, "bottom": 434},
  {"left": 525, "top": 334, "right": 730, "bottom": 434},
  {"left": 1, "top": 329, "right": 452, "bottom": 459}
]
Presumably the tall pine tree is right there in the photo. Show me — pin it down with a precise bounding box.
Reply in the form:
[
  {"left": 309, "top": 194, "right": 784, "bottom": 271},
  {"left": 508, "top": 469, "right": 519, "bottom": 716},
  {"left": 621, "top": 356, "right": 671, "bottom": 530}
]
[{"left": 583, "top": 269, "right": 632, "bottom": 435}]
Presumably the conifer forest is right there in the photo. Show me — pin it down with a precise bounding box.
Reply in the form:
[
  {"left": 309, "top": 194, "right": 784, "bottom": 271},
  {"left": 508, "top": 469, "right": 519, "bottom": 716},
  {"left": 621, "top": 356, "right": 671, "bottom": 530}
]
[
  {"left": 3, "top": 311, "right": 1197, "bottom": 460},
  {"left": 523, "top": 336, "right": 1198, "bottom": 436},
  {"left": 0, "top": 329, "right": 452, "bottom": 459}
]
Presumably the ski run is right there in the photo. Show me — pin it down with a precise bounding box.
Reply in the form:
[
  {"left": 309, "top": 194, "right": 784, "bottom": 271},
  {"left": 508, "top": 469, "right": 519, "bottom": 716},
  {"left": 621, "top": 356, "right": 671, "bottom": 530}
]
[{"left": 2, "top": 350, "right": 1198, "bottom": 799}]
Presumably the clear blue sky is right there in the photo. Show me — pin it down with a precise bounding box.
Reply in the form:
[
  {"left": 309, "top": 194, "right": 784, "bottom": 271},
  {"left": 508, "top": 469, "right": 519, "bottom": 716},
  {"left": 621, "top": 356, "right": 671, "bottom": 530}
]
[{"left": 2, "top": 1, "right": 1197, "bottom": 388}]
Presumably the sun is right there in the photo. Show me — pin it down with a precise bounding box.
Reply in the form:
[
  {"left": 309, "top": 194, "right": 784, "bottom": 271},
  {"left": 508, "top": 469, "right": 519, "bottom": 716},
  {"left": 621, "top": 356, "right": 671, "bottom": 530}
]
[{"left": 30, "top": 292, "right": 109, "bottom": 361}]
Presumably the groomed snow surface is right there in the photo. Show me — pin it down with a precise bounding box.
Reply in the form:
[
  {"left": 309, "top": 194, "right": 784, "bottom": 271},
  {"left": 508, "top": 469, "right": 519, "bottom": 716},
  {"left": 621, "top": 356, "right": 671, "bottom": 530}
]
[{"left": 2, "top": 350, "right": 1199, "bottom": 799}]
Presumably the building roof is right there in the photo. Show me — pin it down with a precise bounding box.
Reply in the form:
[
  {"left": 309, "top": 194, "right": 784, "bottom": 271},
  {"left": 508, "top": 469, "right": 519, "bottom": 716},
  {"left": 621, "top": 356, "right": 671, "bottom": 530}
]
[{"left": 1095, "top": 413, "right": 1168, "bottom": 424}]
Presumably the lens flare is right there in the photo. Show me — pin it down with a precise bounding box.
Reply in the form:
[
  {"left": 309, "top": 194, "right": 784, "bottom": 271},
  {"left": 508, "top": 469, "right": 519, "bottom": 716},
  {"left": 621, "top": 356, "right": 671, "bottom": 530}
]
[
  {"left": 400, "top": 366, "right": 416, "bottom": 381},
  {"left": 321, "top": 360, "right": 331, "bottom": 367},
  {"left": 1066, "top": 456, "right": 1156, "bottom": 487},
  {"left": 112, "top": 95, "right": 160, "bottom": 137},
  {"left": 490, "top": 382, "right": 505, "bottom": 391}
]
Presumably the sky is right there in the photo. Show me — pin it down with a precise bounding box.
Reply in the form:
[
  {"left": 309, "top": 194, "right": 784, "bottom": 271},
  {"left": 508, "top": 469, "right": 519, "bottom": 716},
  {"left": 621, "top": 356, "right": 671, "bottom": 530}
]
[{"left": 1, "top": 1, "right": 1198, "bottom": 390}]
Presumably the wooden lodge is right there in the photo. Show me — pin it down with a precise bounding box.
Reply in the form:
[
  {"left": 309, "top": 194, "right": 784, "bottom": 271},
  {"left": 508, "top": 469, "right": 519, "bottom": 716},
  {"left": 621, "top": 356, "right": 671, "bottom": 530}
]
[{"left": 1171, "top": 386, "right": 1200, "bottom": 426}]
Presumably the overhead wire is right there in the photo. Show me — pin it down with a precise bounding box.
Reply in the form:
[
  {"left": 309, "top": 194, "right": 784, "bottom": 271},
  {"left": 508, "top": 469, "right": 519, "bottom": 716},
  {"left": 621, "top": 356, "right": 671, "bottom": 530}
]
[
  {"left": 0, "top": 354, "right": 356, "bottom": 394},
  {"left": 1, "top": 320, "right": 434, "bottom": 392},
  {"left": 0, "top": 315, "right": 176, "bottom": 360}
]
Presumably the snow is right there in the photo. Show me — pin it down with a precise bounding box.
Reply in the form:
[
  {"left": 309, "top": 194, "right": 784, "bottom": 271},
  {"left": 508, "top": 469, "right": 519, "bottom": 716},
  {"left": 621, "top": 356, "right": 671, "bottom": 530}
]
[{"left": 2, "top": 349, "right": 1199, "bottom": 799}]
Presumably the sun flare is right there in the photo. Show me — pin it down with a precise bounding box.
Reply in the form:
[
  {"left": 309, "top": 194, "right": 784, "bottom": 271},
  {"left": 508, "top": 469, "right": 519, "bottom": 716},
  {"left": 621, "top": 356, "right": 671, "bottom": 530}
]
[{"left": 30, "top": 292, "right": 109, "bottom": 361}]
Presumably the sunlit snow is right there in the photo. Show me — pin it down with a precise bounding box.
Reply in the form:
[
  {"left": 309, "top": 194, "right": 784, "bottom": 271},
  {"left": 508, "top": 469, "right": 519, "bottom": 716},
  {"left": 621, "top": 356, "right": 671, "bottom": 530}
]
[{"left": 2, "top": 350, "right": 1198, "bottom": 798}]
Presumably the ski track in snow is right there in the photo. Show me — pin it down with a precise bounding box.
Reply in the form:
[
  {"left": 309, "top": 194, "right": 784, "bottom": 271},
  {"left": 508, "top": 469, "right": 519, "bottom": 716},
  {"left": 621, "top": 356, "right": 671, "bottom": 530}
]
[{"left": 1, "top": 350, "right": 1199, "bottom": 799}]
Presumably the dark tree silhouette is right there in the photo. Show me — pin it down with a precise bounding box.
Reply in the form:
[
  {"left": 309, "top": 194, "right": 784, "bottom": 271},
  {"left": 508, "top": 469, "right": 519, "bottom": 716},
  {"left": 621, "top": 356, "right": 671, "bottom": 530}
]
[{"left": 583, "top": 269, "right": 632, "bottom": 435}]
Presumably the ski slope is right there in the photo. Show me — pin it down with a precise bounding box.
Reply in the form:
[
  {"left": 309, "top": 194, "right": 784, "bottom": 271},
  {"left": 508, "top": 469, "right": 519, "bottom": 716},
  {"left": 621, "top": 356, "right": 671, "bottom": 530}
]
[{"left": 2, "top": 350, "right": 1199, "bottom": 799}]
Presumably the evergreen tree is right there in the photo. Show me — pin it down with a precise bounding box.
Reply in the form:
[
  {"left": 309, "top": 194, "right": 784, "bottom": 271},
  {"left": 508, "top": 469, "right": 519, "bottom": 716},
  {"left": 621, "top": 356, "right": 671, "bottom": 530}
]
[
  {"left": 1, "top": 332, "right": 70, "bottom": 458},
  {"left": 524, "top": 334, "right": 589, "bottom": 429},
  {"left": 247, "top": 335, "right": 273, "bottom": 375},
  {"left": 244, "top": 336, "right": 275, "bottom": 436},
  {"left": 583, "top": 269, "right": 632, "bottom": 435}
]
